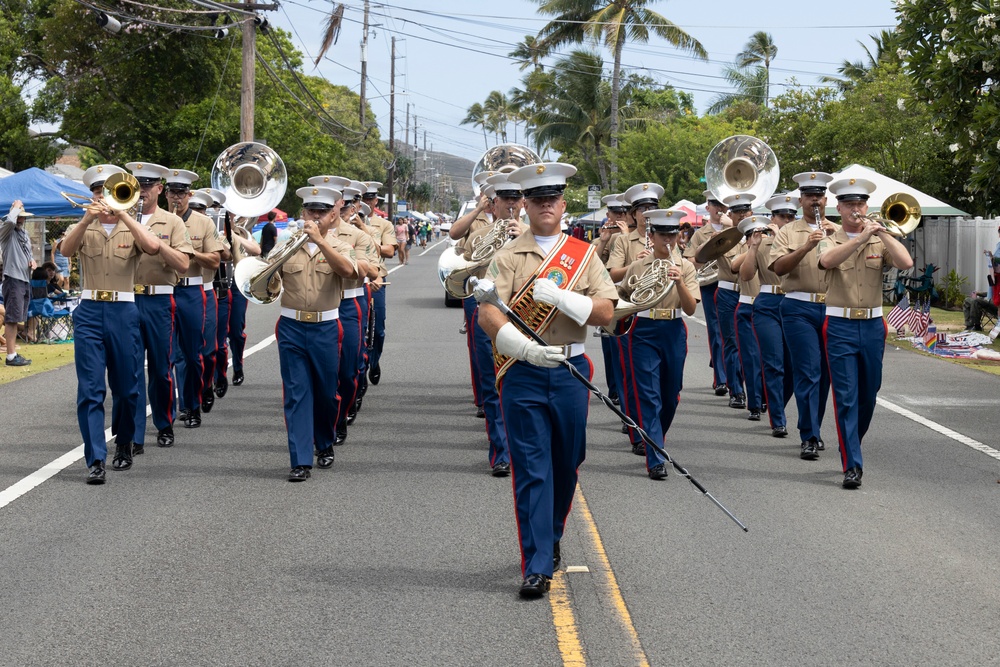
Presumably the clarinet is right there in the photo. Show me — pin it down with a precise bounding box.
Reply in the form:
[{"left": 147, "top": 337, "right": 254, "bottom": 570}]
[{"left": 365, "top": 286, "right": 376, "bottom": 352}]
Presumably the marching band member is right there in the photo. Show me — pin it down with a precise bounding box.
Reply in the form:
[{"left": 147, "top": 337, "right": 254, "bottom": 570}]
[
  {"left": 279, "top": 186, "right": 360, "bottom": 481},
  {"left": 740, "top": 195, "right": 798, "bottom": 437},
  {"left": 165, "top": 169, "right": 225, "bottom": 429},
  {"left": 683, "top": 191, "right": 729, "bottom": 396},
  {"left": 60, "top": 165, "right": 161, "bottom": 483},
  {"left": 361, "top": 181, "right": 399, "bottom": 385},
  {"left": 818, "top": 178, "right": 912, "bottom": 488},
  {"left": 711, "top": 193, "right": 755, "bottom": 410},
  {"left": 345, "top": 180, "right": 379, "bottom": 424},
  {"left": 617, "top": 209, "right": 698, "bottom": 480},
  {"left": 731, "top": 217, "right": 764, "bottom": 420},
  {"left": 608, "top": 182, "right": 663, "bottom": 455},
  {"left": 769, "top": 172, "right": 835, "bottom": 459},
  {"left": 595, "top": 193, "right": 627, "bottom": 408},
  {"left": 125, "top": 162, "right": 194, "bottom": 450},
  {"left": 478, "top": 162, "right": 616, "bottom": 599}
]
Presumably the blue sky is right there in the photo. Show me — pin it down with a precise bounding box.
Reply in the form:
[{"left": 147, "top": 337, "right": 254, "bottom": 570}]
[{"left": 272, "top": 0, "right": 899, "bottom": 162}]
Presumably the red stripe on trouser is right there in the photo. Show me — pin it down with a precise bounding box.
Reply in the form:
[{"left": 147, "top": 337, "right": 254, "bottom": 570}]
[{"left": 625, "top": 325, "right": 644, "bottom": 438}]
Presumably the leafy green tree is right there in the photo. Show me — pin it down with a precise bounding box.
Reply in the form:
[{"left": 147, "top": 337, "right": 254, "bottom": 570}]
[
  {"left": 534, "top": 0, "right": 707, "bottom": 189},
  {"left": 757, "top": 86, "right": 841, "bottom": 188},
  {"left": 895, "top": 2, "right": 999, "bottom": 213}
]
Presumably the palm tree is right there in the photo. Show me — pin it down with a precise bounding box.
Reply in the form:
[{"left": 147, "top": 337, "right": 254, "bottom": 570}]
[
  {"left": 534, "top": 0, "right": 707, "bottom": 189},
  {"left": 736, "top": 31, "right": 777, "bottom": 107},
  {"left": 483, "top": 90, "right": 512, "bottom": 143},
  {"left": 461, "top": 102, "right": 489, "bottom": 149},
  {"left": 706, "top": 64, "right": 769, "bottom": 118},
  {"left": 509, "top": 69, "right": 557, "bottom": 151},
  {"left": 508, "top": 35, "right": 546, "bottom": 72},
  {"left": 821, "top": 29, "right": 899, "bottom": 92}
]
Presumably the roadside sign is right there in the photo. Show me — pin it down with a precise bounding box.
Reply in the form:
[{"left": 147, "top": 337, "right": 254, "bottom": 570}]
[{"left": 587, "top": 185, "right": 601, "bottom": 210}]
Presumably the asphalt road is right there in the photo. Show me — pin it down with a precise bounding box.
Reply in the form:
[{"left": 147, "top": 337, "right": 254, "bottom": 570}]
[{"left": 2, "top": 238, "right": 999, "bottom": 666}]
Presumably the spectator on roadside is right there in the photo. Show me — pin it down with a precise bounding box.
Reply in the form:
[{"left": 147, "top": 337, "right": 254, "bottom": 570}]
[
  {"left": 261, "top": 211, "right": 278, "bottom": 258},
  {"left": 1, "top": 200, "right": 35, "bottom": 365},
  {"left": 963, "top": 292, "right": 998, "bottom": 331},
  {"left": 679, "top": 222, "right": 694, "bottom": 250},
  {"left": 41, "top": 262, "right": 66, "bottom": 300},
  {"left": 394, "top": 217, "right": 409, "bottom": 265},
  {"left": 433, "top": 220, "right": 441, "bottom": 240},
  {"left": 50, "top": 241, "right": 70, "bottom": 290}
]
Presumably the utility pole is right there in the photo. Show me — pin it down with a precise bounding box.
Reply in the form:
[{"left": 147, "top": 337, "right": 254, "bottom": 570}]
[
  {"left": 404, "top": 103, "right": 410, "bottom": 165},
  {"left": 387, "top": 36, "right": 396, "bottom": 218},
  {"left": 359, "top": 0, "right": 369, "bottom": 125},
  {"left": 229, "top": 3, "right": 277, "bottom": 143},
  {"left": 413, "top": 115, "right": 418, "bottom": 159},
  {"left": 423, "top": 129, "right": 427, "bottom": 152}
]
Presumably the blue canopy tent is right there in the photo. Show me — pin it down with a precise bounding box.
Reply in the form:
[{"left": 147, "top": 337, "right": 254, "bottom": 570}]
[{"left": 0, "top": 167, "right": 91, "bottom": 217}]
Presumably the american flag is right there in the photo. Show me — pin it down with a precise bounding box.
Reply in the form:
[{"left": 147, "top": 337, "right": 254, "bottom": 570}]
[
  {"left": 911, "top": 298, "right": 932, "bottom": 336},
  {"left": 886, "top": 293, "right": 912, "bottom": 332}
]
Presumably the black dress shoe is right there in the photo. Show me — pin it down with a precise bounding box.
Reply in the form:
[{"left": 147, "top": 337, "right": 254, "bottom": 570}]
[
  {"left": 610, "top": 394, "right": 620, "bottom": 406},
  {"left": 729, "top": 394, "right": 747, "bottom": 409},
  {"left": 518, "top": 574, "right": 551, "bottom": 599},
  {"left": 346, "top": 407, "right": 358, "bottom": 426},
  {"left": 185, "top": 408, "right": 201, "bottom": 428},
  {"left": 316, "top": 448, "right": 335, "bottom": 469},
  {"left": 475, "top": 406, "right": 486, "bottom": 419},
  {"left": 772, "top": 426, "right": 788, "bottom": 438},
  {"left": 748, "top": 410, "right": 761, "bottom": 421},
  {"left": 178, "top": 408, "right": 191, "bottom": 422},
  {"left": 491, "top": 461, "right": 510, "bottom": 477},
  {"left": 800, "top": 439, "right": 819, "bottom": 460},
  {"left": 334, "top": 426, "right": 347, "bottom": 446},
  {"left": 621, "top": 423, "right": 629, "bottom": 434},
  {"left": 817, "top": 439, "right": 825, "bottom": 451},
  {"left": 111, "top": 443, "right": 133, "bottom": 471},
  {"left": 201, "top": 388, "right": 215, "bottom": 413},
  {"left": 214, "top": 375, "right": 228, "bottom": 398},
  {"left": 86, "top": 461, "right": 106, "bottom": 485},
  {"left": 369, "top": 362, "right": 381, "bottom": 385},
  {"left": 842, "top": 466, "right": 863, "bottom": 489},
  {"left": 232, "top": 369, "right": 244, "bottom": 386},
  {"left": 715, "top": 383, "right": 729, "bottom": 396},
  {"left": 356, "top": 377, "right": 368, "bottom": 401},
  {"left": 631, "top": 442, "right": 645, "bottom": 456},
  {"left": 157, "top": 426, "right": 174, "bottom": 447},
  {"left": 553, "top": 542, "right": 561, "bottom": 570},
  {"left": 648, "top": 464, "right": 668, "bottom": 480},
  {"left": 288, "top": 466, "right": 311, "bottom": 482}
]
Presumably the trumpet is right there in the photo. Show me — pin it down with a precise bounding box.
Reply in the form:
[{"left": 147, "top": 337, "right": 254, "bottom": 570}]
[
  {"left": 61, "top": 172, "right": 142, "bottom": 213},
  {"left": 851, "top": 212, "right": 907, "bottom": 237}
]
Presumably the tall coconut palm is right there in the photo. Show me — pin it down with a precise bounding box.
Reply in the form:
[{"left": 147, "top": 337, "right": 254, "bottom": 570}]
[
  {"left": 821, "top": 29, "right": 900, "bottom": 92},
  {"left": 483, "top": 90, "right": 512, "bottom": 143},
  {"left": 509, "top": 35, "right": 546, "bottom": 72},
  {"left": 736, "top": 31, "right": 777, "bottom": 107},
  {"left": 509, "top": 69, "right": 557, "bottom": 150},
  {"left": 461, "top": 102, "right": 489, "bottom": 149},
  {"left": 706, "top": 64, "right": 769, "bottom": 118},
  {"left": 534, "top": 0, "right": 707, "bottom": 189}
]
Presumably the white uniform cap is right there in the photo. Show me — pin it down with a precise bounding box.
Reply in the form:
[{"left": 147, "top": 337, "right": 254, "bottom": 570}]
[
  {"left": 765, "top": 193, "right": 799, "bottom": 214},
  {"left": 738, "top": 215, "right": 770, "bottom": 235},
  {"left": 164, "top": 168, "right": 200, "bottom": 189},
  {"left": 296, "top": 186, "right": 343, "bottom": 209},
  {"left": 622, "top": 182, "right": 665, "bottom": 208},
  {"left": 200, "top": 188, "right": 227, "bottom": 206},
  {"left": 473, "top": 171, "right": 496, "bottom": 186},
  {"left": 644, "top": 209, "right": 684, "bottom": 231},
  {"left": 308, "top": 175, "right": 352, "bottom": 188},
  {"left": 506, "top": 162, "right": 577, "bottom": 198},
  {"left": 82, "top": 164, "right": 125, "bottom": 190},
  {"left": 188, "top": 191, "right": 214, "bottom": 209},
  {"left": 125, "top": 162, "right": 169, "bottom": 183},
  {"left": 341, "top": 186, "right": 363, "bottom": 201},
  {"left": 602, "top": 194, "right": 626, "bottom": 209},
  {"left": 485, "top": 173, "right": 523, "bottom": 195},
  {"left": 363, "top": 181, "right": 383, "bottom": 195},
  {"left": 722, "top": 193, "right": 756, "bottom": 210},
  {"left": 703, "top": 189, "right": 723, "bottom": 204},
  {"left": 829, "top": 177, "right": 876, "bottom": 202},
  {"left": 360, "top": 202, "right": 372, "bottom": 217},
  {"left": 347, "top": 181, "right": 367, "bottom": 199},
  {"left": 481, "top": 183, "right": 496, "bottom": 199},
  {"left": 792, "top": 171, "right": 834, "bottom": 194}
]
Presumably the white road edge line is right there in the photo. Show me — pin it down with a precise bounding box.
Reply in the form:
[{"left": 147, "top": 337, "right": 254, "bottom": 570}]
[
  {"left": 0, "top": 334, "right": 278, "bottom": 511},
  {"left": 419, "top": 239, "right": 448, "bottom": 256}
]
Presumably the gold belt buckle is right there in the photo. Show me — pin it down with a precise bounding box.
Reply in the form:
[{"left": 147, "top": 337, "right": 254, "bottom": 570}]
[
  {"left": 815, "top": 293, "right": 826, "bottom": 304},
  {"left": 95, "top": 290, "right": 114, "bottom": 302},
  {"left": 133, "top": 284, "right": 150, "bottom": 295},
  {"left": 651, "top": 309, "right": 674, "bottom": 320},
  {"left": 298, "top": 310, "right": 318, "bottom": 323},
  {"left": 850, "top": 308, "right": 868, "bottom": 319}
]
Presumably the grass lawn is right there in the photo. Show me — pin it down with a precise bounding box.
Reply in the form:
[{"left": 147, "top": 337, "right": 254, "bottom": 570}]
[
  {"left": 885, "top": 305, "right": 1000, "bottom": 378},
  {"left": 0, "top": 340, "right": 76, "bottom": 386}
]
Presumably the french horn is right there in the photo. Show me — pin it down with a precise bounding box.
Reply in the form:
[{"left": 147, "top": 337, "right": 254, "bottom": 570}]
[{"left": 602, "top": 258, "right": 677, "bottom": 336}]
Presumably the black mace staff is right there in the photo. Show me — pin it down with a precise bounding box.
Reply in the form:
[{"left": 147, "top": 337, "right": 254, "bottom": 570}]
[{"left": 470, "top": 276, "right": 749, "bottom": 533}]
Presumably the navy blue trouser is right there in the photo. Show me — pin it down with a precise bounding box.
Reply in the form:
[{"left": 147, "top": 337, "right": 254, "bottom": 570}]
[
  {"left": 228, "top": 287, "right": 248, "bottom": 373},
  {"left": 201, "top": 288, "right": 217, "bottom": 395},
  {"left": 715, "top": 287, "right": 744, "bottom": 397},
  {"left": 780, "top": 297, "right": 830, "bottom": 442},
  {"left": 752, "top": 293, "right": 793, "bottom": 429},
  {"left": 700, "top": 282, "right": 727, "bottom": 388},
  {"left": 358, "top": 286, "right": 371, "bottom": 374},
  {"left": 369, "top": 284, "right": 387, "bottom": 372},
  {"left": 471, "top": 305, "right": 508, "bottom": 467},
  {"left": 75, "top": 300, "right": 141, "bottom": 466},
  {"left": 823, "top": 316, "right": 886, "bottom": 472},
  {"left": 173, "top": 285, "right": 206, "bottom": 412},
  {"left": 277, "top": 316, "right": 342, "bottom": 467},
  {"left": 336, "top": 296, "right": 364, "bottom": 431},
  {"left": 500, "top": 354, "right": 592, "bottom": 578},
  {"left": 599, "top": 334, "right": 619, "bottom": 399},
  {"left": 134, "top": 294, "right": 175, "bottom": 443},
  {"left": 735, "top": 301, "right": 764, "bottom": 411},
  {"left": 215, "top": 288, "right": 230, "bottom": 384},
  {"left": 617, "top": 333, "right": 642, "bottom": 446},
  {"left": 463, "top": 295, "right": 482, "bottom": 407},
  {"left": 626, "top": 318, "right": 686, "bottom": 471}
]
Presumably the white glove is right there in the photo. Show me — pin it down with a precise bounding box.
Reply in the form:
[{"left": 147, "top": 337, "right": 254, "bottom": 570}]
[
  {"left": 494, "top": 322, "right": 566, "bottom": 368},
  {"left": 533, "top": 277, "right": 593, "bottom": 326}
]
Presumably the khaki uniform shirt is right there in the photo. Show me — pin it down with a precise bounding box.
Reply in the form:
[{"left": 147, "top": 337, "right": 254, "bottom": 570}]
[
  {"left": 754, "top": 226, "right": 783, "bottom": 287},
  {"left": 369, "top": 215, "right": 398, "bottom": 278},
  {"left": 817, "top": 229, "right": 893, "bottom": 309},
  {"left": 278, "top": 231, "right": 358, "bottom": 312},
  {"left": 683, "top": 224, "right": 717, "bottom": 262},
  {"left": 768, "top": 219, "right": 830, "bottom": 294},
  {"left": 486, "top": 230, "right": 618, "bottom": 345},
  {"left": 69, "top": 220, "right": 144, "bottom": 292},
  {"left": 619, "top": 254, "right": 699, "bottom": 309},
  {"left": 176, "top": 209, "right": 226, "bottom": 283},
  {"left": 591, "top": 233, "right": 618, "bottom": 265},
  {"left": 607, "top": 229, "right": 646, "bottom": 272},
  {"left": 135, "top": 207, "right": 194, "bottom": 285},
  {"left": 334, "top": 220, "right": 379, "bottom": 291},
  {"left": 715, "top": 237, "right": 744, "bottom": 283},
  {"left": 456, "top": 212, "right": 493, "bottom": 253},
  {"left": 463, "top": 221, "right": 529, "bottom": 278}
]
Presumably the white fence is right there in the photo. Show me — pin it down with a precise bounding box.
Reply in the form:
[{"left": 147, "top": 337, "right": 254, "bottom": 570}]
[{"left": 910, "top": 216, "right": 998, "bottom": 295}]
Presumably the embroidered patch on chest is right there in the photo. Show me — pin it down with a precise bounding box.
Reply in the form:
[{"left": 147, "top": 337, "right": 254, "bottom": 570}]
[
  {"left": 543, "top": 267, "right": 568, "bottom": 286},
  {"left": 865, "top": 254, "right": 881, "bottom": 260}
]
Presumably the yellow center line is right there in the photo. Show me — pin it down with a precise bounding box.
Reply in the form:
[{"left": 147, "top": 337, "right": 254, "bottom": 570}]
[{"left": 549, "top": 570, "right": 587, "bottom": 666}]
